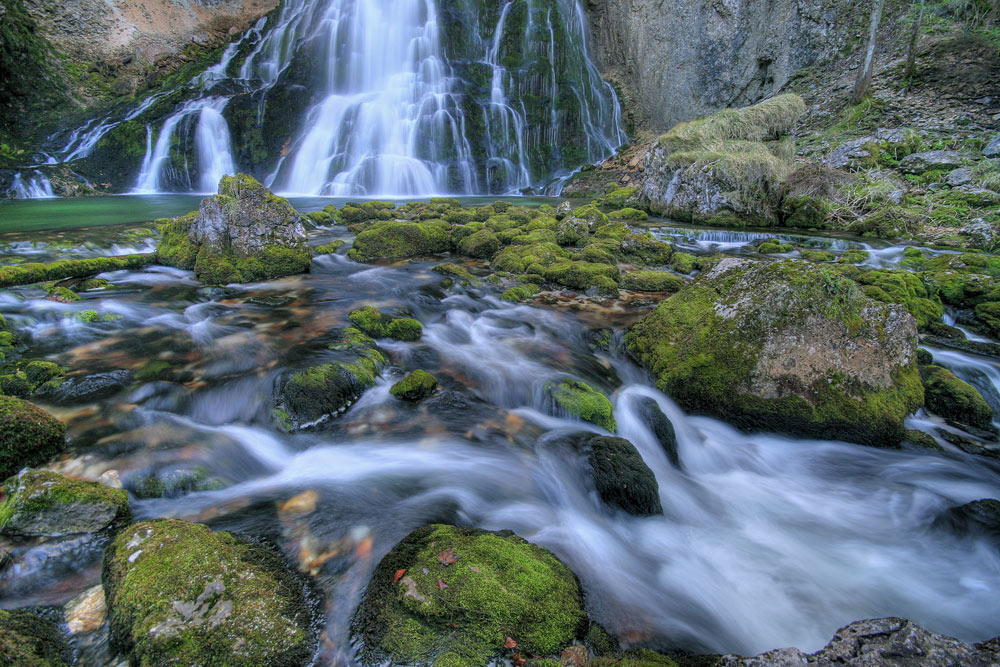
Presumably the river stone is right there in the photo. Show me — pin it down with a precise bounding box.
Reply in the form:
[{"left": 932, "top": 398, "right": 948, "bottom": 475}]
[
  {"left": 584, "top": 435, "right": 663, "bottom": 516},
  {"left": 34, "top": 369, "right": 133, "bottom": 405},
  {"left": 899, "top": 150, "right": 964, "bottom": 174},
  {"left": 635, "top": 396, "right": 679, "bottom": 467},
  {"left": 103, "top": 519, "right": 318, "bottom": 666},
  {"left": 0, "top": 608, "right": 72, "bottom": 666},
  {"left": 932, "top": 499, "right": 1000, "bottom": 540},
  {"left": 920, "top": 365, "right": 994, "bottom": 430},
  {"left": 718, "top": 617, "right": 1000, "bottom": 666},
  {"left": 352, "top": 524, "right": 586, "bottom": 665},
  {"left": 961, "top": 219, "right": 999, "bottom": 252},
  {"left": 0, "top": 396, "right": 66, "bottom": 480},
  {"left": 626, "top": 258, "right": 923, "bottom": 446},
  {"left": 0, "top": 469, "right": 129, "bottom": 538}
]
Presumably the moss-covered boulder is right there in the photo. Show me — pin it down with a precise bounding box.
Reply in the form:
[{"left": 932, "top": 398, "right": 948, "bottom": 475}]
[
  {"left": 349, "top": 306, "right": 423, "bottom": 341},
  {"left": 353, "top": 524, "right": 586, "bottom": 666},
  {"left": 920, "top": 365, "right": 994, "bottom": 430},
  {"left": 104, "top": 520, "right": 317, "bottom": 666},
  {"left": 0, "top": 396, "right": 66, "bottom": 480},
  {"left": 626, "top": 258, "right": 923, "bottom": 446},
  {"left": 458, "top": 229, "right": 501, "bottom": 259},
  {"left": 274, "top": 327, "right": 385, "bottom": 430},
  {"left": 347, "top": 220, "right": 451, "bottom": 262},
  {"left": 157, "top": 174, "right": 311, "bottom": 284},
  {"left": 391, "top": 370, "right": 438, "bottom": 402},
  {"left": 854, "top": 269, "right": 943, "bottom": 329},
  {"left": 548, "top": 380, "right": 617, "bottom": 432},
  {"left": 582, "top": 435, "right": 662, "bottom": 516},
  {"left": 0, "top": 608, "right": 71, "bottom": 666},
  {"left": 620, "top": 271, "right": 685, "bottom": 293},
  {"left": 492, "top": 242, "right": 569, "bottom": 274},
  {"left": 619, "top": 233, "right": 673, "bottom": 265},
  {"left": 0, "top": 469, "right": 129, "bottom": 537},
  {"left": 542, "top": 261, "right": 620, "bottom": 297},
  {"left": 976, "top": 301, "right": 1000, "bottom": 337}
]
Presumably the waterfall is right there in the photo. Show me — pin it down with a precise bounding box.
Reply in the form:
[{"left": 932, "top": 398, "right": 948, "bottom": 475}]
[{"left": 10, "top": 171, "right": 55, "bottom": 199}]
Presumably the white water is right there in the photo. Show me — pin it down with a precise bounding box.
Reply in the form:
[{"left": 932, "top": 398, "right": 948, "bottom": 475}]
[{"left": 9, "top": 171, "right": 55, "bottom": 199}]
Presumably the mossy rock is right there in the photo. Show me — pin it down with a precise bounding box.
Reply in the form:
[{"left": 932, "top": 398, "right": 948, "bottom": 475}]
[
  {"left": 570, "top": 205, "right": 610, "bottom": 230},
  {"left": 501, "top": 285, "right": 539, "bottom": 303},
  {"left": 103, "top": 520, "right": 318, "bottom": 667},
  {"left": 838, "top": 249, "right": 870, "bottom": 264},
  {"left": 976, "top": 301, "right": 1000, "bottom": 337},
  {"left": 548, "top": 380, "right": 617, "bottom": 432},
  {"left": 800, "top": 249, "right": 836, "bottom": 263},
  {"left": 619, "top": 233, "right": 673, "bottom": 266},
  {"left": 432, "top": 263, "right": 479, "bottom": 286},
  {"left": 608, "top": 208, "right": 648, "bottom": 221},
  {"left": 582, "top": 435, "right": 662, "bottom": 516},
  {"left": 625, "top": 259, "right": 923, "bottom": 447},
  {"left": 853, "top": 269, "right": 943, "bottom": 329},
  {"left": 314, "top": 240, "right": 345, "bottom": 255},
  {"left": 556, "top": 216, "right": 590, "bottom": 246},
  {"left": 0, "top": 608, "right": 71, "bottom": 667},
  {"left": 0, "top": 373, "right": 31, "bottom": 398},
  {"left": 24, "top": 361, "right": 64, "bottom": 388},
  {"left": 668, "top": 252, "right": 696, "bottom": 274},
  {"left": 781, "top": 195, "right": 831, "bottom": 229},
  {"left": 0, "top": 469, "right": 129, "bottom": 537},
  {"left": 597, "top": 187, "right": 637, "bottom": 209},
  {"left": 493, "top": 242, "right": 569, "bottom": 274},
  {"left": 353, "top": 524, "right": 586, "bottom": 666},
  {"left": 920, "top": 365, "right": 994, "bottom": 430},
  {"left": 278, "top": 362, "right": 376, "bottom": 429},
  {"left": 756, "top": 241, "right": 793, "bottom": 254},
  {"left": 542, "top": 261, "right": 620, "bottom": 296},
  {"left": 348, "top": 221, "right": 451, "bottom": 262},
  {"left": 458, "top": 229, "right": 501, "bottom": 259},
  {"left": 620, "top": 271, "right": 685, "bottom": 293},
  {"left": 0, "top": 396, "right": 66, "bottom": 480},
  {"left": 349, "top": 306, "right": 423, "bottom": 341},
  {"left": 391, "top": 370, "right": 438, "bottom": 402}
]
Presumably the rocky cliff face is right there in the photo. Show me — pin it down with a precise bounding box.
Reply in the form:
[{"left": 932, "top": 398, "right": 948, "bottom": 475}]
[{"left": 584, "top": 0, "right": 854, "bottom": 133}]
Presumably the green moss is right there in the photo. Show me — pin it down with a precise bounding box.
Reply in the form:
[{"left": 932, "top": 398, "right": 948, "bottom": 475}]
[
  {"left": 801, "top": 249, "right": 836, "bottom": 262},
  {"left": 45, "top": 286, "right": 80, "bottom": 303},
  {"left": 608, "top": 208, "right": 648, "bottom": 221},
  {"left": 458, "top": 229, "right": 501, "bottom": 259},
  {"left": 781, "top": 195, "right": 831, "bottom": 229},
  {"left": 0, "top": 469, "right": 129, "bottom": 536},
  {"left": 549, "top": 380, "right": 617, "bottom": 432},
  {"left": 348, "top": 221, "right": 451, "bottom": 262},
  {"left": 658, "top": 94, "right": 806, "bottom": 151},
  {"left": 501, "top": 285, "right": 540, "bottom": 302},
  {"left": 349, "top": 306, "right": 423, "bottom": 341},
  {"left": 354, "top": 524, "right": 586, "bottom": 666},
  {"left": 619, "top": 233, "right": 674, "bottom": 266},
  {"left": 757, "top": 241, "right": 794, "bottom": 254},
  {"left": 838, "top": 249, "right": 870, "bottom": 264},
  {"left": 0, "top": 251, "right": 157, "bottom": 287},
  {"left": 492, "top": 243, "right": 569, "bottom": 274},
  {"left": 852, "top": 207, "right": 923, "bottom": 239},
  {"left": 594, "top": 222, "right": 631, "bottom": 242},
  {"left": 24, "top": 361, "right": 64, "bottom": 389},
  {"left": 571, "top": 205, "right": 610, "bottom": 230},
  {"left": 0, "top": 373, "right": 30, "bottom": 398},
  {"left": 620, "top": 271, "right": 685, "bottom": 292},
  {"left": 542, "top": 262, "right": 620, "bottom": 295},
  {"left": 432, "top": 263, "right": 480, "bottom": 286},
  {"left": 597, "top": 188, "right": 638, "bottom": 209},
  {"left": 388, "top": 318, "right": 423, "bottom": 342},
  {"left": 0, "top": 396, "right": 65, "bottom": 480},
  {"left": 390, "top": 370, "right": 438, "bottom": 402},
  {"left": 103, "top": 520, "right": 316, "bottom": 667},
  {"left": 921, "top": 365, "right": 993, "bottom": 429},
  {"left": 668, "top": 252, "right": 697, "bottom": 274},
  {"left": 976, "top": 301, "right": 1000, "bottom": 337},
  {"left": 0, "top": 608, "right": 71, "bottom": 667},
  {"left": 853, "top": 269, "right": 943, "bottom": 328},
  {"left": 314, "top": 240, "right": 345, "bottom": 255}
]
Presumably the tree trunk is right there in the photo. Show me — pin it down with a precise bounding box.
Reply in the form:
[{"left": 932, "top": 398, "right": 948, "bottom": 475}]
[
  {"left": 905, "top": 0, "right": 925, "bottom": 83},
  {"left": 851, "top": 0, "right": 886, "bottom": 105}
]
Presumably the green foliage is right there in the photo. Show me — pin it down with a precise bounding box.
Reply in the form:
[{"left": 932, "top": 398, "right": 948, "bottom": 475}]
[
  {"left": 390, "top": 370, "right": 438, "bottom": 401},
  {"left": 354, "top": 524, "right": 586, "bottom": 665},
  {"left": 0, "top": 396, "right": 65, "bottom": 480},
  {"left": 548, "top": 380, "right": 617, "bottom": 432},
  {"left": 104, "top": 520, "right": 316, "bottom": 666}
]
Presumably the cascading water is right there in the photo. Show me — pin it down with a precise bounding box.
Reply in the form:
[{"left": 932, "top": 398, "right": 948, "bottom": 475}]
[
  {"left": 8, "top": 171, "right": 55, "bottom": 199},
  {"left": 28, "top": 0, "right": 624, "bottom": 197}
]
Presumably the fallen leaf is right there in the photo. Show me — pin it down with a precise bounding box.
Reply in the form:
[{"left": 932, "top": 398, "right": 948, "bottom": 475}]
[
  {"left": 437, "top": 579, "right": 448, "bottom": 590},
  {"left": 437, "top": 548, "right": 461, "bottom": 566},
  {"left": 504, "top": 637, "right": 517, "bottom": 649},
  {"left": 393, "top": 569, "right": 406, "bottom": 583},
  {"left": 513, "top": 652, "right": 526, "bottom": 667}
]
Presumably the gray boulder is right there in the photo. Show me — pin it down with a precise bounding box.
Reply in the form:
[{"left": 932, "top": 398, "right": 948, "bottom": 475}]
[
  {"left": 899, "top": 150, "right": 964, "bottom": 174},
  {"left": 0, "top": 469, "right": 129, "bottom": 537},
  {"left": 826, "top": 137, "right": 876, "bottom": 170},
  {"left": 718, "top": 617, "right": 1000, "bottom": 666},
  {"left": 945, "top": 168, "right": 973, "bottom": 187},
  {"left": 961, "top": 219, "right": 999, "bottom": 252},
  {"left": 984, "top": 133, "right": 1000, "bottom": 158}
]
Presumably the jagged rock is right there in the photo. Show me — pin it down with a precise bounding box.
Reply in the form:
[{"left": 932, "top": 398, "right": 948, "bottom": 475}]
[
  {"left": 0, "top": 469, "right": 129, "bottom": 538},
  {"left": 899, "top": 150, "right": 964, "bottom": 174},
  {"left": 826, "top": 137, "right": 876, "bottom": 170},
  {"left": 984, "top": 134, "right": 1000, "bottom": 158},
  {"left": 718, "top": 617, "right": 1000, "bottom": 666},
  {"left": 626, "top": 258, "right": 923, "bottom": 446},
  {"left": 946, "top": 168, "right": 974, "bottom": 187},
  {"left": 960, "top": 219, "right": 998, "bottom": 252}
]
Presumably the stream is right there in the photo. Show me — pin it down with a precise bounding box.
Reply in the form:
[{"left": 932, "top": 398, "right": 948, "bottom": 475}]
[{"left": 0, "top": 197, "right": 998, "bottom": 663}]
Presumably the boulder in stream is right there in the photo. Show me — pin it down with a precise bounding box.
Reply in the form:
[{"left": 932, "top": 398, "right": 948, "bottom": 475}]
[
  {"left": 0, "top": 396, "right": 66, "bottom": 480},
  {"left": 0, "top": 469, "right": 129, "bottom": 538},
  {"left": 626, "top": 258, "right": 923, "bottom": 446},
  {"left": 634, "top": 397, "right": 680, "bottom": 467},
  {"left": 103, "top": 519, "right": 318, "bottom": 666},
  {"left": 585, "top": 435, "right": 663, "bottom": 516},
  {"left": 0, "top": 607, "right": 72, "bottom": 666},
  {"left": 353, "top": 524, "right": 586, "bottom": 666},
  {"left": 157, "top": 173, "right": 311, "bottom": 284},
  {"left": 920, "top": 365, "right": 994, "bottom": 430},
  {"left": 547, "top": 379, "right": 617, "bottom": 432},
  {"left": 390, "top": 370, "right": 438, "bottom": 402}
]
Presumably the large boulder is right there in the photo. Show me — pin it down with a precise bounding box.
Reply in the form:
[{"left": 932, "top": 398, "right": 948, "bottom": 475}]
[
  {"left": 718, "top": 617, "right": 1000, "bottom": 666},
  {"left": 158, "top": 174, "right": 311, "bottom": 284},
  {"left": 626, "top": 258, "right": 923, "bottom": 446},
  {"left": 582, "top": 435, "right": 662, "bottom": 516},
  {"left": 346, "top": 220, "right": 451, "bottom": 262},
  {"left": 0, "top": 469, "right": 129, "bottom": 537},
  {"left": 0, "top": 396, "right": 66, "bottom": 480},
  {"left": 103, "top": 519, "right": 318, "bottom": 666},
  {"left": 353, "top": 524, "right": 586, "bottom": 666}
]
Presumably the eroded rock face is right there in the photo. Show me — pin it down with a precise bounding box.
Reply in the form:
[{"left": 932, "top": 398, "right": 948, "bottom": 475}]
[
  {"left": 103, "top": 519, "right": 318, "bottom": 666},
  {"left": 718, "top": 617, "right": 1000, "bottom": 666},
  {"left": 626, "top": 258, "right": 923, "bottom": 446}
]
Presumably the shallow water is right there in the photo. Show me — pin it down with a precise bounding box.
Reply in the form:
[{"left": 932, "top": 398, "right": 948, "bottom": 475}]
[{"left": 0, "top": 219, "right": 998, "bottom": 664}]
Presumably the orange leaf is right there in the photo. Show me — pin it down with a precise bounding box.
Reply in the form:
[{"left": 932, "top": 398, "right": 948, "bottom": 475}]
[
  {"left": 393, "top": 569, "right": 406, "bottom": 583},
  {"left": 504, "top": 637, "right": 518, "bottom": 649},
  {"left": 437, "top": 548, "right": 461, "bottom": 566},
  {"left": 513, "top": 652, "right": 526, "bottom": 667},
  {"left": 437, "top": 579, "right": 448, "bottom": 590}
]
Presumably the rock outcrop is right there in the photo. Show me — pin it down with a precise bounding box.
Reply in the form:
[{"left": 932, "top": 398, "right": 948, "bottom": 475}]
[
  {"left": 626, "top": 258, "right": 923, "bottom": 446},
  {"left": 718, "top": 617, "right": 1000, "bottom": 666}
]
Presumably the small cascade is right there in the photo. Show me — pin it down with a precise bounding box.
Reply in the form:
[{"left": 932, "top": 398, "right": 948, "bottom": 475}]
[{"left": 10, "top": 171, "right": 55, "bottom": 199}]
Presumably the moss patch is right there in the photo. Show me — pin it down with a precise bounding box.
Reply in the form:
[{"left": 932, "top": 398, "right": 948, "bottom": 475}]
[
  {"left": 548, "top": 380, "right": 617, "bottom": 432},
  {"left": 0, "top": 396, "right": 66, "bottom": 480},
  {"left": 0, "top": 608, "right": 71, "bottom": 667},
  {"left": 349, "top": 306, "right": 423, "bottom": 341},
  {"left": 390, "top": 370, "right": 438, "bottom": 402},
  {"left": 920, "top": 365, "right": 994, "bottom": 429}
]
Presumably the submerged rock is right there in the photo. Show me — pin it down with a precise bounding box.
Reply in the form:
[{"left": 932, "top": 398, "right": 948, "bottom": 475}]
[
  {"left": 583, "top": 435, "right": 663, "bottom": 516},
  {"left": 0, "top": 396, "right": 66, "bottom": 480},
  {"left": 718, "top": 617, "right": 1000, "bottom": 666},
  {"left": 0, "top": 469, "right": 129, "bottom": 538},
  {"left": 933, "top": 499, "right": 1000, "bottom": 540},
  {"left": 349, "top": 306, "right": 423, "bottom": 341},
  {"left": 626, "top": 258, "right": 923, "bottom": 446},
  {"left": 635, "top": 397, "right": 679, "bottom": 467},
  {"left": 34, "top": 369, "right": 133, "bottom": 405},
  {"left": 103, "top": 520, "right": 318, "bottom": 666},
  {"left": 353, "top": 524, "right": 586, "bottom": 665},
  {"left": 0, "top": 608, "right": 71, "bottom": 666},
  {"left": 920, "top": 365, "right": 994, "bottom": 430},
  {"left": 158, "top": 173, "right": 311, "bottom": 284},
  {"left": 390, "top": 370, "right": 438, "bottom": 402}
]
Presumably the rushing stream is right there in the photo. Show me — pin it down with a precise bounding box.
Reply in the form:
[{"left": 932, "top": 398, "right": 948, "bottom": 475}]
[{"left": 0, "top": 203, "right": 998, "bottom": 663}]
